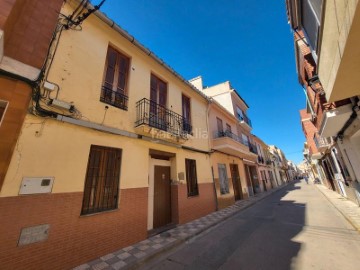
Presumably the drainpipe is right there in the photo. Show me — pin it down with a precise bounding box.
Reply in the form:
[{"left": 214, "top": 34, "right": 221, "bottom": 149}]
[
  {"left": 330, "top": 148, "right": 347, "bottom": 197},
  {"left": 207, "top": 100, "right": 218, "bottom": 211}
]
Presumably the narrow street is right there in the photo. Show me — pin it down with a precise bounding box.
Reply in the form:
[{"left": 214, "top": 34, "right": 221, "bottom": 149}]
[{"left": 140, "top": 180, "right": 360, "bottom": 270}]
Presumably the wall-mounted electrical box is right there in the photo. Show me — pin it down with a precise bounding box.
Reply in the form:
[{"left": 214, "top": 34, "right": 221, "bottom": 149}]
[
  {"left": 49, "top": 99, "right": 73, "bottom": 110},
  {"left": 19, "top": 177, "right": 54, "bottom": 195}
]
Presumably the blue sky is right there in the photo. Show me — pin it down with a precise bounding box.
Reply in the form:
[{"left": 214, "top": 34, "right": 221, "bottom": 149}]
[{"left": 100, "top": 0, "right": 306, "bottom": 164}]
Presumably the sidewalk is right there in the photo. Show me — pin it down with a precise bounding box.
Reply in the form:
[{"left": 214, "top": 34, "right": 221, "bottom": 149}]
[
  {"left": 74, "top": 183, "right": 291, "bottom": 270},
  {"left": 316, "top": 184, "right": 360, "bottom": 232}
]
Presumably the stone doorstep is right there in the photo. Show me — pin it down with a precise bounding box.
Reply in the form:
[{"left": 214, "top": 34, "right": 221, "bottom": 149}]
[{"left": 74, "top": 183, "right": 292, "bottom": 270}]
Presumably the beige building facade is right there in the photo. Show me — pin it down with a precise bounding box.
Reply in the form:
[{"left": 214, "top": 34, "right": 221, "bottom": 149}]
[
  {"left": 190, "top": 77, "right": 261, "bottom": 208},
  {"left": 0, "top": 2, "right": 216, "bottom": 269}
]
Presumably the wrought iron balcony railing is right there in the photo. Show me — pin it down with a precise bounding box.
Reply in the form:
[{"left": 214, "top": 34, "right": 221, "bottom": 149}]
[
  {"left": 135, "top": 98, "right": 192, "bottom": 138},
  {"left": 238, "top": 113, "right": 252, "bottom": 127},
  {"left": 314, "top": 133, "right": 333, "bottom": 151},
  {"left": 249, "top": 143, "right": 258, "bottom": 154},
  {"left": 100, "top": 86, "right": 128, "bottom": 110},
  {"left": 258, "top": 156, "right": 264, "bottom": 164},
  {"left": 214, "top": 131, "right": 248, "bottom": 147}
]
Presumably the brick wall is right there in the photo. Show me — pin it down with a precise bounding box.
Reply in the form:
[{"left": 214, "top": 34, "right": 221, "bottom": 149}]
[
  {"left": 300, "top": 109, "right": 319, "bottom": 156},
  {"left": 1, "top": 0, "right": 64, "bottom": 68},
  {"left": 0, "top": 188, "right": 148, "bottom": 270},
  {"left": 0, "top": 0, "right": 16, "bottom": 29},
  {"left": 173, "top": 183, "right": 216, "bottom": 224}
]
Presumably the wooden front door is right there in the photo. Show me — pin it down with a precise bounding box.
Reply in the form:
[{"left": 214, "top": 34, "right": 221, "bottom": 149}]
[
  {"left": 230, "top": 164, "right": 242, "bottom": 200},
  {"left": 153, "top": 166, "right": 171, "bottom": 229}
]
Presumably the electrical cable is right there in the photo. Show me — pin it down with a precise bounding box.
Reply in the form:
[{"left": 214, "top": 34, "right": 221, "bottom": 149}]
[{"left": 69, "top": 0, "right": 87, "bottom": 22}]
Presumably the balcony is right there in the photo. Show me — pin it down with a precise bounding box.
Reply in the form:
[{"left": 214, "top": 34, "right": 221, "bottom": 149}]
[
  {"left": 212, "top": 131, "right": 255, "bottom": 158},
  {"left": 249, "top": 143, "right": 258, "bottom": 155},
  {"left": 100, "top": 86, "right": 128, "bottom": 110},
  {"left": 318, "top": 100, "right": 353, "bottom": 137},
  {"left": 314, "top": 133, "right": 333, "bottom": 152},
  {"left": 135, "top": 98, "right": 191, "bottom": 143},
  {"left": 257, "top": 156, "right": 264, "bottom": 164},
  {"left": 238, "top": 113, "right": 252, "bottom": 130}
]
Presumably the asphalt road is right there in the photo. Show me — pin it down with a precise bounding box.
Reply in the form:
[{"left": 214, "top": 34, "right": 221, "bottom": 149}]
[{"left": 139, "top": 180, "right": 360, "bottom": 270}]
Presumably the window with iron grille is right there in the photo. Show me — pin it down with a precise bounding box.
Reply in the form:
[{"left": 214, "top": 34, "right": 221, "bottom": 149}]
[
  {"left": 185, "top": 159, "right": 199, "bottom": 197},
  {"left": 101, "top": 46, "right": 130, "bottom": 110},
  {"left": 81, "top": 145, "right": 122, "bottom": 215}
]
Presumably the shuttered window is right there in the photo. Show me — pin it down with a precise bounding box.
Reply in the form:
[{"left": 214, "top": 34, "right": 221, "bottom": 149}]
[
  {"left": 81, "top": 145, "right": 122, "bottom": 215},
  {"left": 217, "top": 118, "right": 223, "bottom": 133},
  {"left": 226, "top": 123, "right": 232, "bottom": 133},
  {"left": 182, "top": 94, "right": 192, "bottom": 134},
  {"left": 185, "top": 159, "right": 199, "bottom": 197},
  {"left": 101, "top": 46, "right": 130, "bottom": 110}
]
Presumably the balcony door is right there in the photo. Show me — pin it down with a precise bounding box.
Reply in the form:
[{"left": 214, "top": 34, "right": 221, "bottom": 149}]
[
  {"left": 182, "top": 94, "right": 191, "bottom": 134},
  {"left": 150, "top": 74, "right": 167, "bottom": 130}
]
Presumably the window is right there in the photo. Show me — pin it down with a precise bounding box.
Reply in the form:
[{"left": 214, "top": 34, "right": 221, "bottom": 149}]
[
  {"left": 301, "top": 0, "right": 323, "bottom": 55},
  {"left": 0, "top": 100, "right": 9, "bottom": 127},
  {"left": 217, "top": 118, "right": 223, "bottom": 134},
  {"left": 182, "top": 94, "right": 192, "bottom": 134},
  {"left": 218, "top": 164, "right": 230, "bottom": 194},
  {"left": 81, "top": 145, "right": 122, "bottom": 215},
  {"left": 226, "top": 123, "right": 232, "bottom": 134},
  {"left": 101, "top": 46, "right": 130, "bottom": 110},
  {"left": 242, "top": 134, "right": 249, "bottom": 146},
  {"left": 236, "top": 107, "right": 244, "bottom": 121},
  {"left": 149, "top": 74, "right": 168, "bottom": 130},
  {"left": 150, "top": 74, "right": 167, "bottom": 107},
  {"left": 185, "top": 159, "right": 199, "bottom": 197}
]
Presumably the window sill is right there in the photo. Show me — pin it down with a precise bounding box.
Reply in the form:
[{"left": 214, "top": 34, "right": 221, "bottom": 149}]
[
  {"left": 80, "top": 208, "right": 118, "bottom": 217},
  {"left": 187, "top": 193, "right": 199, "bottom": 198},
  {"left": 100, "top": 99, "right": 128, "bottom": 111}
]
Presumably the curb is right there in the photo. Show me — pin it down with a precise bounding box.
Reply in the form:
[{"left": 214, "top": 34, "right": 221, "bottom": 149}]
[
  {"left": 315, "top": 184, "right": 360, "bottom": 233},
  {"left": 127, "top": 182, "right": 293, "bottom": 269}
]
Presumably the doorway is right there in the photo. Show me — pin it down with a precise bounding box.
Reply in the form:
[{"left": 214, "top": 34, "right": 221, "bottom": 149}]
[
  {"left": 230, "top": 164, "right": 243, "bottom": 200},
  {"left": 322, "top": 160, "right": 336, "bottom": 191},
  {"left": 148, "top": 158, "right": 172, "bottom": 231},
  {"left": 153, "top": 165, "right": 171, "bottom": 229}
]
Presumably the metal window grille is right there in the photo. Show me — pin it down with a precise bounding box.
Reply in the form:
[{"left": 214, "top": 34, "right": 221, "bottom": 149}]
[{"left": 81, "top": 146, "right": 122, "bottom": 215}]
